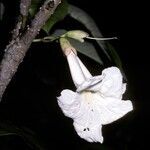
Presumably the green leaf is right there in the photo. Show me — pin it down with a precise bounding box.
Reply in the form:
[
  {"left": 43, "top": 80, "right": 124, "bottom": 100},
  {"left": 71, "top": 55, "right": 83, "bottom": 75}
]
[
  {"left": 106, "top": 43, "right": 122, "bottom": 68},
  {"left": 0, "top": 130, "right": 16, "bottom": 136},
  {"left": 106, "top": 43, "right": 126, "bottom": 79},
  {"left": 51, "top": 29, "right": 67, "bottom": 37},
  {"left": 68, "top": 5, "right": 111, "bottom": 60},
  {"left": 68, "top": 5, "right": 125, "bottom": 74},
  {"left": 0, "top": 122, "right": 45, "bottom": 150},
  {"left": 0, "top": 2, "right": 5, "bottom": 21},
  {"left": 42, "top": 0, "right": 68, "bottom": 34},
  {"left": 68, "top": 38, "right": 103, "bottom": 64},
  {"left": 29, "top": 0, "right": 43, "bottom": 17}
]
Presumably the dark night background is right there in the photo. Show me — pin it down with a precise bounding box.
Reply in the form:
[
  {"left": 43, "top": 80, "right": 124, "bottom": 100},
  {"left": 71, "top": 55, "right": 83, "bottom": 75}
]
[{"left": 0, "top": 0, "right": 149, "bottom": 150}]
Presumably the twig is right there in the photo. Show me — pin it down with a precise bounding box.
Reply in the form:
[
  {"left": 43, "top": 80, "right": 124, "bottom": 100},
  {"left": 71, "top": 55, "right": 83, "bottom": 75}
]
[
  {"left": 0, "top": 0, "right": 61, "bottom": 100},
  {"left": 33, "top": 36, "right": 59, "bottom": 42}
]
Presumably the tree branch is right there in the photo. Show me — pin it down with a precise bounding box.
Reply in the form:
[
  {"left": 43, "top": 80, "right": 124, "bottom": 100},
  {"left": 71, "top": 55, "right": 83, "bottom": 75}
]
[{"left": 0, "top": 0, "right": 61, "bottom": 100}]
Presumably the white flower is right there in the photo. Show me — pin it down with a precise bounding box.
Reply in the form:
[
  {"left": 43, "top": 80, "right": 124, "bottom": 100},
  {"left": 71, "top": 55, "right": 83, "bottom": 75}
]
[{"left": 57, "top": 51, "right": 133, "bottom": 143}]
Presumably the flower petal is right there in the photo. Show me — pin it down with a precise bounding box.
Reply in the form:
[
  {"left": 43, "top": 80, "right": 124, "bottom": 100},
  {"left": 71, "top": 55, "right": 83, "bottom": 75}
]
[
  {"left": 83, "top": 67, "right": 125, "bottom": 99},
  {"left": 77, "top": 57, "right": 92, "bottom": 79},
  {"left": 76, "top": 75, "right": 102, "bottom": 92},
  {"left": 57, "top": 89, "right": 81, "bottom": 118},
  {"left": 67, "top": 52, "right": 86, "bottom": 87},
  {"left": 100, "top": 67, "right": 125, "bottom": 98},
  {"left": 93, "top": 94, "right": 133, "bottom": 125},
  {"left": 73, "top": 122, "right": 103, "bottom": 143}
]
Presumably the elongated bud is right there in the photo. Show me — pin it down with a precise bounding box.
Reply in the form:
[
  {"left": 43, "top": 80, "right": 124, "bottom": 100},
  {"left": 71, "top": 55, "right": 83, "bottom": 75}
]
[
  {"left": 60, "top": 37, "right": 77, "bottom": 56},
  {"left": 62, "top": 30, "right": 89, "bottom": 42}
]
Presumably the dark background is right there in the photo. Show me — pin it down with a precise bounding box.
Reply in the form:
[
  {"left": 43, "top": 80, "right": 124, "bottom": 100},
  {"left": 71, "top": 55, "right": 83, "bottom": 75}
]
[{"left": 0, "top": 0, "right": 149, "bottom": 150}]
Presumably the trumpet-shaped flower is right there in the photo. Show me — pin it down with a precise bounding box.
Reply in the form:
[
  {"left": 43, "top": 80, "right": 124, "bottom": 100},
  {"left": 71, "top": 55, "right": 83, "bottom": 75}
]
[{"left": 57, "top": 51, "right": 133, "bottom": 143}]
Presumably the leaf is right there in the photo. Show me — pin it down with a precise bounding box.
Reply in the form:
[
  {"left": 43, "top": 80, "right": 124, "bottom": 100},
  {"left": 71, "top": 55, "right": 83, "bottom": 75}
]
[
  {"left": 0, "top": 2, "right": 5, "bottom": 21},
  {"left": 68, "top": 5, "right": 125, "bottom": 73},
  {"left": 68, "top": 4, "right": 111, "bottom": 60},
  {"left": 42, "top": 0, "right": 68, "bottom": 34},
  {"left": 0, "top": 122, "right": 45, "bottom": 150},
  {"left": 29, "top": 0, "right": 43, "bottom": 17},
  {"left": 106, "top": 43, "right": 126, "bottom": 79},
  {"left": 106, "top": 43, "right": 122, "bottom": 68},
  {"left": 29, "top": 0, "right": 68, "bottom": 34},
  {"left": 51, "top": 29, "right": 67, "bottom": 38},
  {"left": 0, "top": 130, "right": 16, "bottom": 136},
  {"left": 68, "top": 38, "right": 103, "bottom": 64}
]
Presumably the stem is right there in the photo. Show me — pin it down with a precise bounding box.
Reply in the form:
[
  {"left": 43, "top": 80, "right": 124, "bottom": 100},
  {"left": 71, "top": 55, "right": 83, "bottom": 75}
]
[
  {"left": 33, "top": 36, "right": 59, "bottom": 42},
  {"left": 86, "top": 36, "right": 118, "bottom": 41}
]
